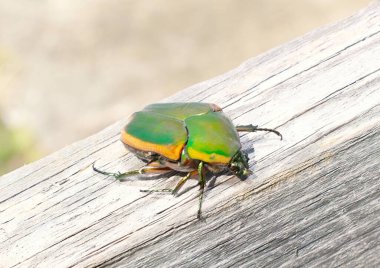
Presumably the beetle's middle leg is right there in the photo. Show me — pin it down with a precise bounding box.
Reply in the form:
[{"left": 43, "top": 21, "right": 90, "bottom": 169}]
[
  {"left": 236, "top": 124, "right": 282, "bottom": 140},
  {"left": 140, "top": 170, "right": 197, "bottom": 195},
  {"left": 92, "top": 161, "right": 172, "bottom": 181},
  {"left": 197, "top": 161, "right": 206, "bottom": 220}
]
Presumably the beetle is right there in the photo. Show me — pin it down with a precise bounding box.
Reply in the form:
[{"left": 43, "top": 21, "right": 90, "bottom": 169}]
[{"left": 93, "top": 102, "right": 282, "bottom": 219}]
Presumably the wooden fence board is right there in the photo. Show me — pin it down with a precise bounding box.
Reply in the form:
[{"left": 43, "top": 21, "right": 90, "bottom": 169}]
[{"left": 1, "top": 2, "right": 380, "bottom": 267}]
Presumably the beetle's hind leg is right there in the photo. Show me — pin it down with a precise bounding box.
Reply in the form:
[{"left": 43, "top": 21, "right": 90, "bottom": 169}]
[{"left": 236, "top": 124, "right": 282, "bottom": 140}]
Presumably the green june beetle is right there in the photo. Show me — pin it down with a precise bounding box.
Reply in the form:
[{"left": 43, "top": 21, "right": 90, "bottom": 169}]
[{"left": 93, "top": 102, "right": 282, "bottom": 219}]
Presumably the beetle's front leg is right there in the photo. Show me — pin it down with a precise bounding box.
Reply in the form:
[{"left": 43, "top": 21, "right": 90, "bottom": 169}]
[{"left": 236, "top": 124, "right": 282, "bottom": 140}]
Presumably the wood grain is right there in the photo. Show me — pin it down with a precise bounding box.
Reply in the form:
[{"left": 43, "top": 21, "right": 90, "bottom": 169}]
[{"left": 1, "top": 2, "right": 380, "bottom": 267}]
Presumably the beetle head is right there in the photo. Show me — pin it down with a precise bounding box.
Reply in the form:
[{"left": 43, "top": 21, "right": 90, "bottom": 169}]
[{"left": 229, "top": 151, "right": 252, "bottom": 179}]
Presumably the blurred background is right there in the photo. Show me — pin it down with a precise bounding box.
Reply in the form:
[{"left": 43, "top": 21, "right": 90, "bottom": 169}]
[{"left": 0, "top": 0, "right": 370, "bottom": 175}]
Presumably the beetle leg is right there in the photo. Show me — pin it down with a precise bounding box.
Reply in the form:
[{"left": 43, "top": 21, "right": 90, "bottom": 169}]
[
  {"left": 92, "top": 162, "right": 171, "bottom": 181},
  {"left": 92, "top": 162, "right": 139, "bottom": 180},
  {"left": 140, "top": 170, "right": 197, "bottom": 195},
  {"left": 172, "top": 170, "right": 198, "bottom": 195},
  {"left": 235, "top": 124, "right": 282, "bottom": 140},
  {"left": 197, "top": 161, "right": 206, "bottom": 219}
]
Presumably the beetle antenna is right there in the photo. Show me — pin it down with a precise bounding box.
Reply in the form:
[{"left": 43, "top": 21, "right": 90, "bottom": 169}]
[
  {"left": 236, "top": 124, "right": 282, "bottom": 140},
  {"left": 92, "top": 162, "right": 140, "bottom": 180}
]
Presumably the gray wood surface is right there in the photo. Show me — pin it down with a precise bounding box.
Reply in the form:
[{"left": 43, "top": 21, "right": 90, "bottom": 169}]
[{"left": 1, "top": 2, "right": 380, "bottom": 267}]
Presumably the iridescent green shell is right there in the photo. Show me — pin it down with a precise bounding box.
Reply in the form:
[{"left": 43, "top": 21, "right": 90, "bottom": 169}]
[
  {"left": 121, "top": 102, "right": 241, "bottom": 164},
  {"left": 185, "top": 112, "right": 241, "bottom": 163},
  {"left": 121, "top": 111, "right": 187, "bottom": 161}
]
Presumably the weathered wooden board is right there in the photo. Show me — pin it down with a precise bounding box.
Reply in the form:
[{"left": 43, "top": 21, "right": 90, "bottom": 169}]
[{"left": 1, "top": 2, "right": 380, "bottom": 267}]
